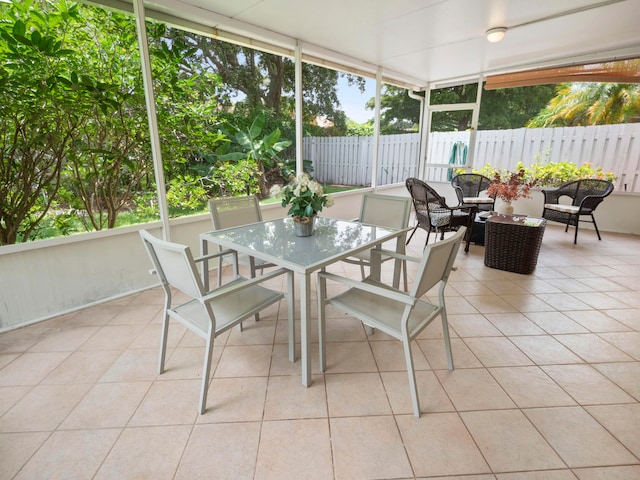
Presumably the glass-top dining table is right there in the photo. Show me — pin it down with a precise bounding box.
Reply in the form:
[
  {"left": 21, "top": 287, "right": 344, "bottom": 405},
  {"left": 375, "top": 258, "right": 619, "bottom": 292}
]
[{"left": 200, "top": 216, "right": 408, "bottom": 387}]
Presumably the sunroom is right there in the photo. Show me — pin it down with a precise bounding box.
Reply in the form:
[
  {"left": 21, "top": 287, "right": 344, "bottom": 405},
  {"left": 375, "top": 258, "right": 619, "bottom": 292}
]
[{"left": 1, "top": 1, "right": 640, "bottom": 478}]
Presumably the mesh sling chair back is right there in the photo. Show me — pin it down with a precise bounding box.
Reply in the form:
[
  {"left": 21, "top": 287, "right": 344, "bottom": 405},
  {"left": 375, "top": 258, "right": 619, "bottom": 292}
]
[
  {"left": 342, "top": 193, "right": 412, "bottom": 290},
  {"left": 139, "top": 229, "right": 292, "bottom": 414},
  {"left": 208, "top": 196, "right": 276, "bottom": 286},
  {"left": 451, "top": 173, "right": 496, "bottom": 212},
  {"left": 405, "top": 177, "right": 475, "bottom": 252},
  {"left": 541, "top": 179, "right": 614, "bottom": 244},
  {"left": 318, "top": 227, "right": 466, "bottom": 417}
]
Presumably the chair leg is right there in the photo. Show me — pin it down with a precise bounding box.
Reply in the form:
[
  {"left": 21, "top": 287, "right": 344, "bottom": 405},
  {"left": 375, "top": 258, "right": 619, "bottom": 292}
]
[
  {"left": 158, "top": 311, "right": 170, "bottom": 374},
  {"left": 440, "top": 311, "right": 454, "bottom": 371},
  {"left": 199, "top": 330, "right": 215, "bottom": 415},
  {"left": 423, "top": 229, "right": 432, "bottom": 248},
  {"left": 216, "top": 256, "right": 223, "bottom": 287},
  {"left": 402, "top": 338, "right": 421, "bottom": 418},
  {"left": 463, "top": 227, "right": 472, "bottom": 253},
  {"left": 406, "top": 225, "right": 419, "bottom": 245},
  {"left": 249, "top": 258, "right": 260, "bottom": 322},
  {"left": 591, "top": 214, "right": 602, "bottom": 241},
  {"left": 402, "top": 260, "right": 408, "bottom": 292}
]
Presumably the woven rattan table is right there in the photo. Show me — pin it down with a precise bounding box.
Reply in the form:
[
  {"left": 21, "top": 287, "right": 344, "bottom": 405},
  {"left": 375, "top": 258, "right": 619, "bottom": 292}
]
[{"left": 484, "top": 214, "right": 546, "bottom": 274}]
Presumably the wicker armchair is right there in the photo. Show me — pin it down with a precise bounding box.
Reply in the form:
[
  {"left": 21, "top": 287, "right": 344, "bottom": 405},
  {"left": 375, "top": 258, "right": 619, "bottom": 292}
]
[
  {"left": 451, "top": 173, "right": 496, "bottom": 212},
  {"left": 405, "top": 177, "right": 475, "bottom": 252},
  {"left": 541, "top": 179, "right": 614, "bottom": 244}
]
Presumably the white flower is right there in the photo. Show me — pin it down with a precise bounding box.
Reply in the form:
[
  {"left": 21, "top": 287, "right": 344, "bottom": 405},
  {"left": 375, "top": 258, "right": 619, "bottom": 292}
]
[
  {"left": 325, "top": 195, "right": 334, "bottom": 207},
  {"left": 269, "top": 185, "right": 281, "bottom": 197},
  {"left": 278, "top": 173, "right": 329, "bottom": 218},
  {"left": 308, "top": 180, "right": 322, "bottom": 195},
  {"left": 297, "top": 173, "right": 310, "bottom": 187}
]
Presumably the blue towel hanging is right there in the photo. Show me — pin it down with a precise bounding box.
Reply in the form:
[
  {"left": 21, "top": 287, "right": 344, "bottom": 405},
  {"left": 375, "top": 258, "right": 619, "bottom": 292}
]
[{"left": 447, "top": 141, "right": 468, "bottom": 180}]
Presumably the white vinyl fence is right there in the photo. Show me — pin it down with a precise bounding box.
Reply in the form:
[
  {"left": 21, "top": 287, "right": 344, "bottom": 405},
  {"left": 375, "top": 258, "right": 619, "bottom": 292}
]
[{"left": 303, "top": 123, "right": 640, "bottom": 192}]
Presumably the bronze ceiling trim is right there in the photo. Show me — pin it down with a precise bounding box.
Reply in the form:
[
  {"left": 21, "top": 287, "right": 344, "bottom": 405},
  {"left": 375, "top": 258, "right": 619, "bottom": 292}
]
[{"left": 485, "top": 58, "right": 640, "bottom": 90}]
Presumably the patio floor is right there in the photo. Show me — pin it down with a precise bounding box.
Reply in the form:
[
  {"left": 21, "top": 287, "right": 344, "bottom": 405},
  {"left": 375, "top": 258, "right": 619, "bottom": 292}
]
[{"left": 1, "top": 223, "right": 639, "bottom": 479}]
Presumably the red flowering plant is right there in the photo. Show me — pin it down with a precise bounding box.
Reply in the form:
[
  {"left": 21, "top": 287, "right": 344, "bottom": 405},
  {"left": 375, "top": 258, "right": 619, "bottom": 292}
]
[{"left": 486, "top": 168, "right": 537, "bottom": 203}]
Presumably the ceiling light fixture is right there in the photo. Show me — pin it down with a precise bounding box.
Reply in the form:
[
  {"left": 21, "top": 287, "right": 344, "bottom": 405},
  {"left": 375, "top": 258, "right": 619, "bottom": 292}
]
[{"left": 486, "top": 27, "right": 507, "bottom": 43}]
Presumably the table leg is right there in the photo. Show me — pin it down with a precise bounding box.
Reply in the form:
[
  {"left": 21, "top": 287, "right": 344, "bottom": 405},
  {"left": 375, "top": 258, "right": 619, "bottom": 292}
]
[
  {"left": 288, "top": 271, "right": 295, "bottom": 363},
  {"left": 370, "top": 245, "right": 382, "bottom": 282},
  {"left": 299, "top": 272, "right": 311, "bottom": 387},
  {"left": 392, "top": 233, "right": 407, "bottom": 290},
  {"left": 201, "top": 238, "right": 209, "bottom": 291}
]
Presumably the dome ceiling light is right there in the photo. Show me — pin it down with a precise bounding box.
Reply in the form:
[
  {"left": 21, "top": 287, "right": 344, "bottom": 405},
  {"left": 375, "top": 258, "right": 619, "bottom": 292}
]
[{"left": 486, "top": 27, "right": 507, "bottom": 43}]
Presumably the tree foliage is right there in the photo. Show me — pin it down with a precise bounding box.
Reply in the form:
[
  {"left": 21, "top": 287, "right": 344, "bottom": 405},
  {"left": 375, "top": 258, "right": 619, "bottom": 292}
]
[
  {"left": 0, "top": 0, "right": 234, "bottom": 243},
  {"left": 207, "top": 111, "right": 291, "bottom": 196},
  {"left": 527, "top": 83, "right": 640, "bottom": 127},
  {"left": 366, "top": 83, "right": 556, "bottom": 133},
  {"left": 0, "top": 0, "right": 94, "bottom": 244},
  {"left": 163, "top": 31, "right": 364, "bottom": 132}
]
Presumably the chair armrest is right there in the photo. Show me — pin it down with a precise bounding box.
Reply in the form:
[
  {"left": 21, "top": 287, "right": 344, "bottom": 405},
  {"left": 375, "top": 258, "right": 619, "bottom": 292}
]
[
  {"left": 318, "top": 271, "right": 413, "bottom": 305},
  {"left": 576, "top": 193, "right": 606, "bottom": 211},
  {"left": 193, "top": 249, "right": 238, "bottom": 264},
  {"left": 370, "top": 248, "right": 421, "bottom": 264},
  {"left": 201, "top": 267, "right": 291, "bottom": 301},
  {"left": 448, "top": 205, "right": 475, "bottom": 214},
  {"left": 541, "top": 188, "right": 566, "bottom": 204},
  {"left": 452, "top": 186, "right": 464, "bottom": 205}
]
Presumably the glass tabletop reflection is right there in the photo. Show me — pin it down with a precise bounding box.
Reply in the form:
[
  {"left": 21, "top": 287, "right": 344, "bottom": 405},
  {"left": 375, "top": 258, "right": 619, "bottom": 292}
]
[{"left": 202, "top": 216, "right": 398, "bottom": 273}]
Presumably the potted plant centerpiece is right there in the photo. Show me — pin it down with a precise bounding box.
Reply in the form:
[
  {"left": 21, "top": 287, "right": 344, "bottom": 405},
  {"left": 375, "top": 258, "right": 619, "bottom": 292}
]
[
  {"left": 270, "top": 173, "right": 333, "bottom": 236},
  {"left": 486, "top": 168, "right": 537, "bottom": 215}
]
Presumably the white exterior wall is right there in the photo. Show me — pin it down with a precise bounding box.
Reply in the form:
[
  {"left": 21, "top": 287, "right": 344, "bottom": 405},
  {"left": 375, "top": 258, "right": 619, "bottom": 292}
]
[{"left": 1, "top": 186, "right": 638, "bottom": 332}]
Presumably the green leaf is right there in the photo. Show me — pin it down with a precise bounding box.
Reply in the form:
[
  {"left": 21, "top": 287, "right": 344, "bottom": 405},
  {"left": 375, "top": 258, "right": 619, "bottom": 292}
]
[
  {"left": 39, "top": 36, "right": 54, "bottom": 53},
  {"left": 13, "top": 20, "right": 26, "bottom": 37},
  {"left": 13, "top": 34, "right": 32, "bottom": 46},
  {"left": 216, "top": 152, "right": 246, "bottom": 162},
  {"left": 54, "top": 49, "right": 75, "bottom": 57},
  {"left": 30, "top": 30, "right": 41, "bottom": 45},
  {"left": 249, "top": 111, "right": 265, "bottom": 140}
]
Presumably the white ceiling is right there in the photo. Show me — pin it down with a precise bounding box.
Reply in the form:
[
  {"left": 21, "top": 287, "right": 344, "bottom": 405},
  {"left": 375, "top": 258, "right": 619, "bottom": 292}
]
[{"left": 145, "top": 0, "right": 640, "bottom": 89}]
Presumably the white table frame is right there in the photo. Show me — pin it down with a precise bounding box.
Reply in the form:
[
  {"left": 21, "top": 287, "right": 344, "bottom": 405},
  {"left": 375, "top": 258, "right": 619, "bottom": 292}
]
[{"left": 200, "top": 216, "right": 407, "bottom": 387}]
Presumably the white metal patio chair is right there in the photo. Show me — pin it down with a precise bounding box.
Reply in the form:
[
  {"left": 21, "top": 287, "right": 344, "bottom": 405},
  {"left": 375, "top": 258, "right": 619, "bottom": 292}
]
[
  {"left": 318, "top": 227, "right": 465, "bottom": 417},
  {"left": 139, "top": 229, "right": 293, "bottom": 415},
  {"left": 208, "top": 195, "right": 276, "bottom": 287},
  {"left": 342, "top": 193, "right": 411, "bottom": 290}
]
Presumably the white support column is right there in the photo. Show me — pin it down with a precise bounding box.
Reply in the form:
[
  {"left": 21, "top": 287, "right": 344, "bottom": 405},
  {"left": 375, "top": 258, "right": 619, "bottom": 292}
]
[
  {"left": 295, "top": 41, "right": 303, "bottom": 175},
  {"left": 408, "top": 89, "right": 425, "bottom": 179},
  {"left": 466, "top": 78, "right": 484, "bottom": 170},
  {"left": 371, "top": 68, "right": 382, "bottom": 188},
  {"left": 133, "top": 0, "right": 170, "bottom": 240},
  {"left": 418, "top": 84, "right": 431, "bottom": 179}
]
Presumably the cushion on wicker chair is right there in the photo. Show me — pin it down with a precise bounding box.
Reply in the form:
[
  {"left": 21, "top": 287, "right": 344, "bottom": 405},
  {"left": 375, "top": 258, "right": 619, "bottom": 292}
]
[
  {"left": 463, "top": 197, "right": 494, "bottom": 204},
  {"left": 543, "top": 203, "right": 580, "bottom": 214}
]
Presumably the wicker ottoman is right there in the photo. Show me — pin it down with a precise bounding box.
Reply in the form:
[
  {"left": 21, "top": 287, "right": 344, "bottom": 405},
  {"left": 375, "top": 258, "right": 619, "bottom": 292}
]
[{"left": 484, "top": 215, "right": 546, "bottom": 274}]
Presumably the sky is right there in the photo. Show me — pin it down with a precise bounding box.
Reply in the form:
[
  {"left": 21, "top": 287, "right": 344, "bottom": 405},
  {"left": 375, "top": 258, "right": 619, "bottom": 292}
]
[{"left": 336, "top": 75, "right": 375, "bottom": 123}]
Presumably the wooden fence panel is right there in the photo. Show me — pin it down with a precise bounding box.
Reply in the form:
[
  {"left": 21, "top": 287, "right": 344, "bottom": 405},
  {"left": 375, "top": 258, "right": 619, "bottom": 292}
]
[{"left": 303, "top": 123, "right": 640, "bottom": 192}]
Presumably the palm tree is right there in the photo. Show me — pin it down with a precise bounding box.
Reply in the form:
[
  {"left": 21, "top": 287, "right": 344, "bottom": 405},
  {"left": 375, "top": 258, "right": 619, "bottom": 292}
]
[{"left": 527, "top": 83, "right": 640, "bottom": 127}]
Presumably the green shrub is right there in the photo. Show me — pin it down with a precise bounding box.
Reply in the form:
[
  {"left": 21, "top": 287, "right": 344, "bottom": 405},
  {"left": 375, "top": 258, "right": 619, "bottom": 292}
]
[
  {"left": 460, "top": 161, "right": 617, "bottom": 188},
  {"left": 526, "top": 162, "right": 617, "bottom": 187},
  {"left": 165, "top": 176, "right": 209, "bottom": 215},
  {"left": 209, "top": 159, "right": 261, "bottom": 198}
]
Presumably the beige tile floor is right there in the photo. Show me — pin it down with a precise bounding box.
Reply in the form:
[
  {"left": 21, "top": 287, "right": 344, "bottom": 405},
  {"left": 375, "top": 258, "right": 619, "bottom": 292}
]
[{"left": 1, "top": 223, "right": 639, "bottom": 479}]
